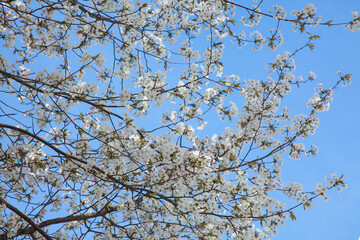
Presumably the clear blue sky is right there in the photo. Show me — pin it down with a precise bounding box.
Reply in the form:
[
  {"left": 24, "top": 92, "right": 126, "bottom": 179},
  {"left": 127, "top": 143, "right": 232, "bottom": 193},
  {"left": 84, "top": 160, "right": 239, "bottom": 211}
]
[{"left": 256, "top": 1, "right": 360, "bottom": 239}]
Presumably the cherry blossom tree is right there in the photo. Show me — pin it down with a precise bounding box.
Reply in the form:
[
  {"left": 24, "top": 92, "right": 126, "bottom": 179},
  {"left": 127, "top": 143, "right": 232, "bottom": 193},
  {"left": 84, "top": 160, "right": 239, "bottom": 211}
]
[{"left": 0, "top": 0, "right": 358, "bottom": 239}]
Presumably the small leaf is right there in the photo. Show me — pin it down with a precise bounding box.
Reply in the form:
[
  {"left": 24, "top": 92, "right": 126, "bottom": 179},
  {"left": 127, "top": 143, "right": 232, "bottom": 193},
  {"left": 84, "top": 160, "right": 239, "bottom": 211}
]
[
  {"left": 307, "top": 43, "right": 315, "bottom": 51},
  {"left": 325, "top": 20, "right": 333, "bottom": 26},
  {"left": 290, "top": 211, "right": 297, "bottom": 221},
  {"left": 228, "top": 19, "right": 236, "bottom": 25}
]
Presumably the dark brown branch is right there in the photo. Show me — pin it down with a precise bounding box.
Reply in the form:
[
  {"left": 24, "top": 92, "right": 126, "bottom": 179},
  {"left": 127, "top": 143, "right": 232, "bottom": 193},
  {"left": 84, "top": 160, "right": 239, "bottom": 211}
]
[
  {"left": 0, "top": 196, "right": 52, "bottom": 240},
  {"left": 0, "top": 69, "right": 124, "bottom": 121},
  {"left": 13, "top": 207, "right": 117, "bottom": 237}
]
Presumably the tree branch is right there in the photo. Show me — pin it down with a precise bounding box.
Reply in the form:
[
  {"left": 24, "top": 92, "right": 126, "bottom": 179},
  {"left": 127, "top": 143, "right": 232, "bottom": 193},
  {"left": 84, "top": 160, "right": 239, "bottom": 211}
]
[
  {"left": 11, "top": 206, "right": 117, "bottom": 238},
  {"left": 0, "top": 196, "right": 52, "bottom": 240}
]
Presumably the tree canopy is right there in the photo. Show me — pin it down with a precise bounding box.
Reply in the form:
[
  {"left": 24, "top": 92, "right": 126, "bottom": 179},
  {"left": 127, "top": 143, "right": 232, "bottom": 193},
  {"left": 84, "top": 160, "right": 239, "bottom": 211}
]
[{"left": 0, "top": 0, "right": 358, "bottom": 239}]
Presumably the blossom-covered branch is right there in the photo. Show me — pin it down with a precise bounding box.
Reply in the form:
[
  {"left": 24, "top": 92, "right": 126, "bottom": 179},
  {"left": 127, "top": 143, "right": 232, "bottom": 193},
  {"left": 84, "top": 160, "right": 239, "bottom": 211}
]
[{"left": 0, "top": 0, "right": 354, "bottom": 239}]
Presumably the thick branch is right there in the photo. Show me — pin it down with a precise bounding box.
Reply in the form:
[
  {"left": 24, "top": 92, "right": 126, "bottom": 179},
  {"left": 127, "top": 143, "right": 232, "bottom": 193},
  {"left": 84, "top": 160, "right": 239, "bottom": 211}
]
[
  {"left": 0, "top": 196, "right": 52, "bottom": 240},
  {"left": 0, "top": 69, "right": 124, "bottom": 121},
  {"left": 12, "top": 207, "right": 117, "bottom": 237}
]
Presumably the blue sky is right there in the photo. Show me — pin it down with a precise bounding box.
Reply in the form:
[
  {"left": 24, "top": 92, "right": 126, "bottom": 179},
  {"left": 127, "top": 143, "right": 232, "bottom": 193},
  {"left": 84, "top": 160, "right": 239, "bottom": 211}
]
[{"left": 261, "top": 1, "right": 360, "bottom": 239}]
